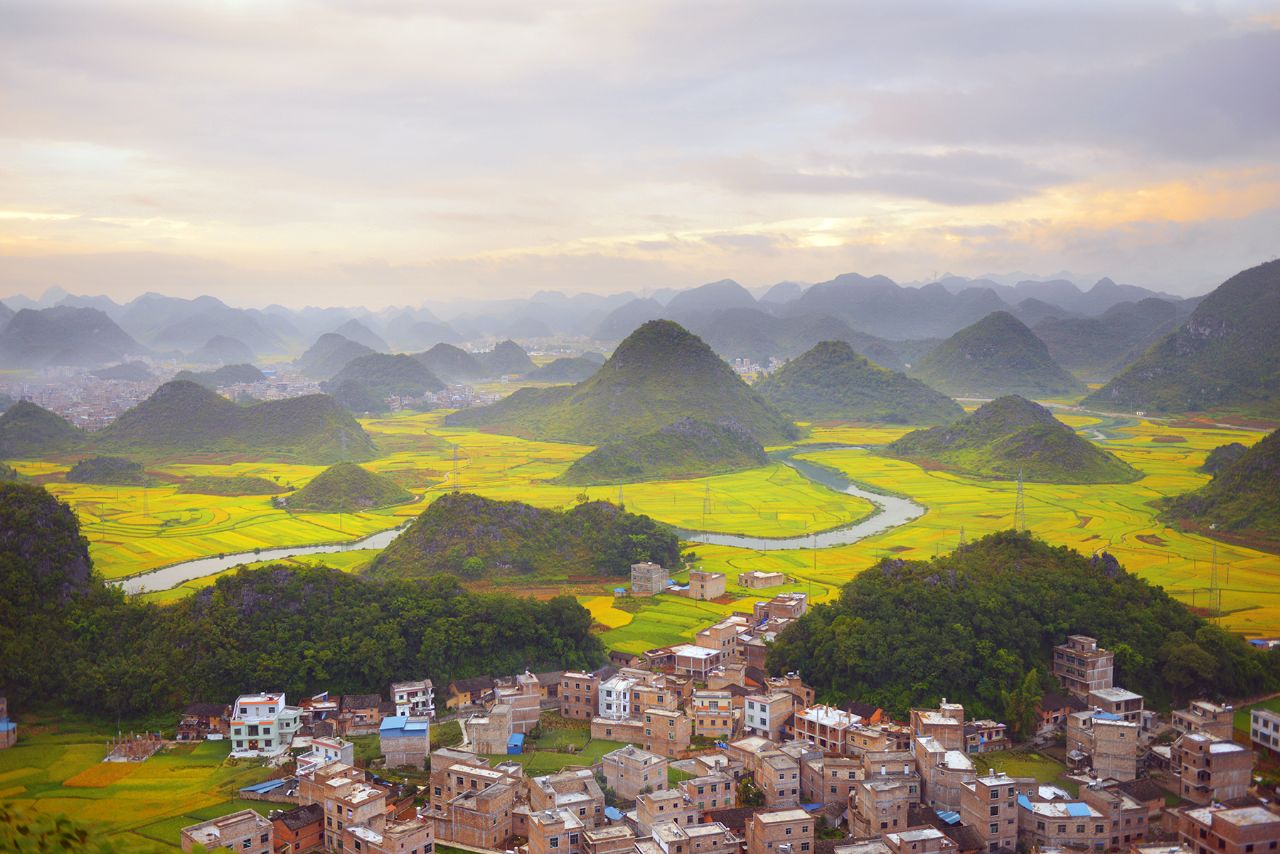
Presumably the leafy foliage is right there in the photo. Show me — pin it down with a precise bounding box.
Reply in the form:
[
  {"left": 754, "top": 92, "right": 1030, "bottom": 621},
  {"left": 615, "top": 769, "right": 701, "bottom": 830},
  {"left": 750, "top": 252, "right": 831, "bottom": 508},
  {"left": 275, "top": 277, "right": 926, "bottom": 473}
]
[
  {"left": 0, "top": 400, "right": 84, "bottom": 459},
  {"left": 1085, "top": 260, "right": 1280, "bottom": 416},
  {"left": 557, "top": 418, "right": 767, "bottom": 485},
  {"left": 286, "top": 462, "right": 413, "bottom": 512},
  {"left": 1160, "top": 428, "right": 1280, "bottom": 547},
  {"left": 885, "top": 395, "right": 1140, "bottom": 483},
  {"left": 447, "top": 320, "right": 799, "bottom": 445},
  {"left": 755, "top": 340, "right": 963, "bottom": 424},
  {"left": 100, "top": 380, "right": 376, "bottom": 463},
  {"left": 1200, "top": 442, "right": 1248, "bottom": 475},
  {"left": 0, "top": 801, "right": 165, "bottom": 854},
  {"left": 369, "top": 491, "right": 680, "bottom": 579},
  {"left": 912, "top": 311, "right": 1083, "bottom": 398},
  {"left": 0, "top": 462, "right": 20, "bottom": 481},
  {"left": 766, "top": 530, "right": 1280, "bottom": 717},
  {"left": 0, "top": 482, "right": 604, "bottom": 717},
  {"left": 65, "top": 456, "right": 148, "bottom": 485}
]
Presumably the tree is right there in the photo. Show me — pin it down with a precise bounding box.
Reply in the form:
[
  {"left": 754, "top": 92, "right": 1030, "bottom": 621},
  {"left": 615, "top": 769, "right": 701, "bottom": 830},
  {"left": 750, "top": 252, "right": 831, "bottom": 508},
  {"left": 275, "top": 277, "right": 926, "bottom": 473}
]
[
  {"left": 738, "top": 777, "right": 765, "bottom": 807},
  {"left": 1002, "top": 668, "right": 1042, "bottom": 741}
]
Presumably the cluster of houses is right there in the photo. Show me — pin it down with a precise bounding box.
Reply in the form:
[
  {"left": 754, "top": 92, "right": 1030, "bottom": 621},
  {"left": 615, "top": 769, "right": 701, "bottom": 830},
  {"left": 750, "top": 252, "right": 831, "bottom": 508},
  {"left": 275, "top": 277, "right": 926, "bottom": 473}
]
[{"left": 174, "top": 633, "right": 1280, "bottom": 854}]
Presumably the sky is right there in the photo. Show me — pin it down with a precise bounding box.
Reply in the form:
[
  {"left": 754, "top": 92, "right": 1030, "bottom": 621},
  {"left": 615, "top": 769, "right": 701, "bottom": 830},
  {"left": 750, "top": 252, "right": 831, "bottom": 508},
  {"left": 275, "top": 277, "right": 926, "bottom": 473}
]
[{"left": 1, "top": 0, "right": 1279, "bottom": 307}]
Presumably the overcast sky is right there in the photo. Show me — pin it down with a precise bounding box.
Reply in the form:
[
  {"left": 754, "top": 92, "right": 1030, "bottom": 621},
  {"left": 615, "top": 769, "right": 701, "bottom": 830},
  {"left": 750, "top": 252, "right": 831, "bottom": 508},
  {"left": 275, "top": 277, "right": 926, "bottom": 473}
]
[{"left": 1, "top": 0, "right": 1278, "bottom": 306}]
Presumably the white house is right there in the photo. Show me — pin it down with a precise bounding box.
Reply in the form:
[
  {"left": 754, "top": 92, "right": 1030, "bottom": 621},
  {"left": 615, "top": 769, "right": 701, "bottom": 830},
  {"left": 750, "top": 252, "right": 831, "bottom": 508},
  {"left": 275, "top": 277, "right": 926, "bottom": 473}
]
[
  {"left": 229, "top": 692, "right": 301, "bottom": 758},
  {"left": 391, "top": 679, "right": 435, "bottom": 718}
]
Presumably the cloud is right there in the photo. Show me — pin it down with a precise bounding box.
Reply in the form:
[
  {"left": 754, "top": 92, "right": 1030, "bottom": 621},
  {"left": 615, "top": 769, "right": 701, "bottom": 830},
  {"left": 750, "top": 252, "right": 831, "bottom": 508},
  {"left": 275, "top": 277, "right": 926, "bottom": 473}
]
[
  {"left": 0, "top": 1, "right": 1276, "bottom": 303},
  {"left": 705, "top": 151, "right": 1067, "bottom": 205}
]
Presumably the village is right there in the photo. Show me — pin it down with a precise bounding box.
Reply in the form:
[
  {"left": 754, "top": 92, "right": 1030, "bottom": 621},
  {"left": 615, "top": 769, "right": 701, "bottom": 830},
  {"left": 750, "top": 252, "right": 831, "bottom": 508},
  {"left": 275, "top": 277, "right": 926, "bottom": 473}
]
[{"left": 4, "top": 561, "right": 1277, "bottom": 854}]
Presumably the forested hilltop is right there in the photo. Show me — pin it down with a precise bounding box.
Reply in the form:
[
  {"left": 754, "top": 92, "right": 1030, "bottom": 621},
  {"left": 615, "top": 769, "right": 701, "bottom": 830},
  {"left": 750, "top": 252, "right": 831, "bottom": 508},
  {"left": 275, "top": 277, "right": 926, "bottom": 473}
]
[
  {"left": 0, "top": 482, "right": 603, "bottom": 717},
  {"left": 767, "top": 530, "right": 1279, "bottom": 719},
  {"left": 369, "top": 491, "right": 680, "bottom": 579}
]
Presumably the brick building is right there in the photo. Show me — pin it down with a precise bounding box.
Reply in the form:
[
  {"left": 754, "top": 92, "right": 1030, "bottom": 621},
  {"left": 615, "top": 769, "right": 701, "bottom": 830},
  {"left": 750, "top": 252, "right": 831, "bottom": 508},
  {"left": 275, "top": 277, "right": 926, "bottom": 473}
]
[
  {"left": 1053, "top": 635, "right": 1115, "bottom": 699},
  {"left": 1171, "top": 733, "right": 1252, "bottom": 805},
  {"left": 560, "top": 671, "right": 600, "bottom": 721},
  {"left": 181, "top": 809, "right": 273, "bottom": 854},
  {"left": 744, "top": 808, "right": 813, "bottom": 854}
]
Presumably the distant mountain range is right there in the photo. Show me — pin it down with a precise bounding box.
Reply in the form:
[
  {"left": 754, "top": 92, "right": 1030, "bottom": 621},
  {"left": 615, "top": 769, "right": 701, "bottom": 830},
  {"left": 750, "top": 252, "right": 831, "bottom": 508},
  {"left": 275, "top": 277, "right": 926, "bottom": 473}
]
[
  {"left": 885, "top": 395, "right": 1140, "bottom": 483},
  {"left": 1084, "top": 260, "right": 1280, "bottom": 416},
  {"left": 0, "top": 306, "right": 146, "bottom": 368}
]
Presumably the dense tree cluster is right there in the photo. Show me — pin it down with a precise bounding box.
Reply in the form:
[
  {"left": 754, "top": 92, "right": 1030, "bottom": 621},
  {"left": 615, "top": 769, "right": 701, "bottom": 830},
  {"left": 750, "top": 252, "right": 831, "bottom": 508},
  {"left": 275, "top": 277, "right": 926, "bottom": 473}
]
[
  {"left": 369, "top": 491, "right": 680, "bottom": 579},
  {"left": 0, "top": 483, "right": 604, "bottom": 718},
  {"left": 768, "top": 530, "right": 1279, "bottom": 719}
]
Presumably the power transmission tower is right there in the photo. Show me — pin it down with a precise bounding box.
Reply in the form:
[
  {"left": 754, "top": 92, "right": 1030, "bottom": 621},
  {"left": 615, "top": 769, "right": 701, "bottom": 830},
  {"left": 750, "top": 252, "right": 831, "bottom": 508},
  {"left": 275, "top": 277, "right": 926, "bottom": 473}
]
[
  {"left": 618, "top": 486, "right": 625, "bottom": 510},
  {"left": 1014, "top": 466, "right": 1027, "bottom": 533},
  {"left": 1209, "top": 543, "right": 1220, "bottom": 623},
  {"left": 958, "top": 525, "right": 966, "bottom": 549}
]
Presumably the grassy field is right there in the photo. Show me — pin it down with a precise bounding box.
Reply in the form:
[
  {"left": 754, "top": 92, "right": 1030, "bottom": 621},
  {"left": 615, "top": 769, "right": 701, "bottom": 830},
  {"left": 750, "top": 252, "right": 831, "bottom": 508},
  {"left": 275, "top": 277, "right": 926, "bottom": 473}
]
[
  {"left": 973, "top": 749, "right": 1077, "bottom": 795},
  {"left": 8, "top": 406, "right": 1280, "bottom": 639},
  {"left": 0, "top": 720, "right": 276, "bottom": 849}
]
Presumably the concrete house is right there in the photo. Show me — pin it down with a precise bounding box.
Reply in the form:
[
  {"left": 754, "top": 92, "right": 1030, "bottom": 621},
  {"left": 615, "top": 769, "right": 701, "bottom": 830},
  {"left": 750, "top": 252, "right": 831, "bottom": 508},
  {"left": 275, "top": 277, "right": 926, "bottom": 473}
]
[
  {"left": 1053, "top": 635, "right": 1115, "bottom": 699},
  {"left": 181, "top": 809, "right": 273, "bottom": 854},
  {"left": 229, "top": 692, "right": 301, "bottom": 757}
]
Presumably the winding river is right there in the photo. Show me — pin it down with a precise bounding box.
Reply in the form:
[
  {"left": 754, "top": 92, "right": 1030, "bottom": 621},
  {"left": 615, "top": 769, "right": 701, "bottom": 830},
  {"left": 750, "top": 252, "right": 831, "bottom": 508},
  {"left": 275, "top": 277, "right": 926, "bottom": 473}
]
[{"left": 114, "top": 444, "right": 924, "bottom": 594}]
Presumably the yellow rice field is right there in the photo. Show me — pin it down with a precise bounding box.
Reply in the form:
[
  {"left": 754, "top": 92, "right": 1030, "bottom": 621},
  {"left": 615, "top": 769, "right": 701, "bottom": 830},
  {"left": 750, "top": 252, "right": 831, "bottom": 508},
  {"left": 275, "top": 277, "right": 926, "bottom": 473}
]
[{"left": 7, "top": 407, "right": 1280, "bottom": 637}]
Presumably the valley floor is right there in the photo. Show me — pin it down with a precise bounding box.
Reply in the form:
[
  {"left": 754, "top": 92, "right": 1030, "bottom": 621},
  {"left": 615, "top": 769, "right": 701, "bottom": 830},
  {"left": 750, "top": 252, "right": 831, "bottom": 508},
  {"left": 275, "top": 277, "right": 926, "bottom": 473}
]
[{"left": 9, "top": 407, "right": 1280, "bottom": 641}]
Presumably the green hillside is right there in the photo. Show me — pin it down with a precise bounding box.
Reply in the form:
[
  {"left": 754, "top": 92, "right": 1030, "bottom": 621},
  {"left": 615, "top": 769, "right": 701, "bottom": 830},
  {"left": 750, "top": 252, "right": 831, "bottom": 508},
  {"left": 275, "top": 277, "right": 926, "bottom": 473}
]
[
  {"left": 767, "top": 530, "right": 1279, "bottom": 717},
  {"left": 414, "top": 343, "right": 486, "bottom": 382},
  {"left": 0, "top": 400, "right": 84, "bottom": 459},
  {"left": 557, "top": 418, "right": 767, "bottom": 485},
  {"left": 368, "top": 491, "right": 679, "bottom": 579},
  {"left": 1160, "top": 428, "right": 1280, "bottom": 549},
  {"left": 173, "top": 363, "right": 266, "bottom": 388},
  {"left": 177, "top": 475, "right": 287, "bottom": 496},
  {"left": 91, "top": 361, "right": 155, "bottom": 382},
  {"left": 885, "top": 395, "right": 1140, "bottom": 483},
  {"left": 446, "top": 320, "right": 799, "bottom": 444},
  {"left": 1084, "top": 260, "right": 1280, "bottom": 416},
  {"left": 755, "top": 340, "right": 963, "bottom": 424},
  {"left": 911, "top": 311, "right": 1084, "bottom": 398},
  {"left": 1200, "top": 442, "right": 1248, "bottom": 475},
  {"left": 323, "top": 353, "right": 444, "bottom": 412},
  {"left": 65, "top": 456, "right": 148, "bottom": 485},
  {"left": 286, "top": 462, "right": 413, "bottom": 512},
  {"left": 477, "top": 340, "right": 536, "bottom": 375},
  {"left": 524, "top": 355, "right": 602, "bottom": 383},
  {"left": 295, "top": 332, "right": 375, "bottom": 380},
  {"left": 100, "top": 380, "right": 376, "bottom": 463}
]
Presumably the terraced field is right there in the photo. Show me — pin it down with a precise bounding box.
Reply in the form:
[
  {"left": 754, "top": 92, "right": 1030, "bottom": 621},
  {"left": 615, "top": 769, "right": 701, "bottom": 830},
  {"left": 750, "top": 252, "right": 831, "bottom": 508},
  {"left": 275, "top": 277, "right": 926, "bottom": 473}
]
[
  {"left": 0, "top": 721, "right": 274, "bottom": 848},
  {"left": 7, "top": 407, "right": 1279, "bottom": 638}
]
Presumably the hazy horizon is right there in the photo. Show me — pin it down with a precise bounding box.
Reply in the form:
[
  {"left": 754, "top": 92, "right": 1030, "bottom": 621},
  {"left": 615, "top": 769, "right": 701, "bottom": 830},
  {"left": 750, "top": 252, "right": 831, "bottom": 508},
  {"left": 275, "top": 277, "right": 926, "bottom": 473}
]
[{"left": 3, "top": 1, "right": 1278, "bottom": 306}]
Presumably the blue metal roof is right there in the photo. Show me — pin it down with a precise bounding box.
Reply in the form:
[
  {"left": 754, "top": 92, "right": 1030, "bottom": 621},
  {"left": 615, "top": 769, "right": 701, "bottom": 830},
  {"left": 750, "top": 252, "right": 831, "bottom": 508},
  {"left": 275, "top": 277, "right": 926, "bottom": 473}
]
[
  {"left": 1093, "top": 711, "right": 1122, "bottom": 721},
  {"left": 605, "top": 807, "right": 624, "bottom": 821},
  {"left": 381, "top": 714, "right": 409, "bottom": 731},
  {"left": 508, "top": 733, "right": 525, "bottom": 745},
  {"left": 935, "top": 810, "right": 961, "bottom": 825},
  {"left": 1017, "top": 795, "right": 1033, "bottom": 810},
  {"left": 241, "top": 779, "right": 285, "bottom": 794},
  {"left": 1065, "top": 803, "right": 1092, "bottom": 817}
]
